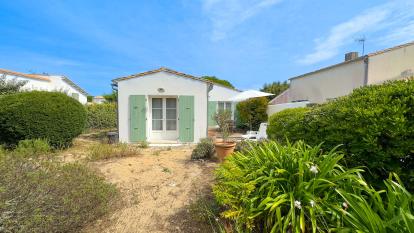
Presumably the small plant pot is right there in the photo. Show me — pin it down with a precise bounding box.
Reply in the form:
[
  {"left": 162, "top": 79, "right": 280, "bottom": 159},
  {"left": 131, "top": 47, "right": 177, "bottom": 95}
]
[{"left": 215, "top": 141, "right": 236, "bottom": 162}]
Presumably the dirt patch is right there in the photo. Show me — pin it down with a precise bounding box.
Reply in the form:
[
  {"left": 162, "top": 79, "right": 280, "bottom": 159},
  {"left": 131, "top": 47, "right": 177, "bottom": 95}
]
[{"left": 83, "top": 146, "right": 218, "bottom": 233}]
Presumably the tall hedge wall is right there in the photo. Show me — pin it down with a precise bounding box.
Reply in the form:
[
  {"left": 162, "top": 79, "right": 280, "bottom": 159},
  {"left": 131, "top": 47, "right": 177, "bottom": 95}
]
[{"left": 86, "top": 103, "right": 116, "bottom": 129}]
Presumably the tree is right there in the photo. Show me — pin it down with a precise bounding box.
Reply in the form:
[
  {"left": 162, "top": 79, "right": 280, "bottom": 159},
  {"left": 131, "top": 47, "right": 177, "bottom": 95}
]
[
  {"left": 202, "top": 76, "right": 235, "bottom": 89},
  {"left": 102, "top": 91, "right": 117, "bottom": 103},
  {"left": 236, "top": 97, "right": 268, "bottom": 131},
  {"left": 0, "top": 75, "right": 27, "bottom": 95},
  {"left": 260, "top": 81, "right": 289, "bottom": 100}
]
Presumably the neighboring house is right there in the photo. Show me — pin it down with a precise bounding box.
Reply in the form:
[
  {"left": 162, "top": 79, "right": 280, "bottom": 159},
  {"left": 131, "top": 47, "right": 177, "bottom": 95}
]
[
  {"left": 112, "top": 67, "right": 240, "bottom": 144},
  {"left": 269, "top": 41, "right": 414, "bottom": 108},
  {"left": 0, "top": 68, "right": 89, "bottom": 104},
  {"left": 92, "top": 96, "right": 106, "bottom": 104}
]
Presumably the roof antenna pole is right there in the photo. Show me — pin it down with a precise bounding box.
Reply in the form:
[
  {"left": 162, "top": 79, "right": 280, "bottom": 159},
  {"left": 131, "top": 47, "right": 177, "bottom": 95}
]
[{"left": 356, "top": 36, "right": 366, "bottom": 55}]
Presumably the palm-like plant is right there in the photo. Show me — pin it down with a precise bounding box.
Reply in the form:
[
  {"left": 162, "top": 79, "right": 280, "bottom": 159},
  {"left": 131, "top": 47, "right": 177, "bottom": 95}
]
[
  {"left": 213, "top": 141, "right": 366, "bottom": 232},
  {"left": 333, "top": 173, "right": 414, "bottom": 233}
]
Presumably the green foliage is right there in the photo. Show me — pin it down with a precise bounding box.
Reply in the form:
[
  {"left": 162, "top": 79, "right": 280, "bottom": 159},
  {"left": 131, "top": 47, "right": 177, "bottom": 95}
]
[
  {"left": 202, "top": 76, "right": 235, "bottom": 89},
  {"left": 260, "top": 81, "right": 289, "bottom": 100},
  {"left": 214, "top": 110, "right": 232, "bottom": 141},
  {"left": 87, "top": 143, "right": 141, "bottom": 161},
  {"left": 0, "top": 91, "right": 86, "bottom": 148},
  {"left": 102, "top": 91, "right": 117, "bottom": 103},
  {"left": 236, "top": 97, "right": 268, "bottom": 130},
  {"left": 86, "top": 103, "right": 117, "bottom": 129},
  {"left": 333, "top": 173, "right": 414, "bottom": 232},
  {"left": 87, "top": 95, "right": 93, "bottom": 102},
  {"left": 267, "top": 80, "right": 414, "bottom": 190},
  {"left": 13, "top": 139, "right": 51, "bottom": 158},
  {"left": 0, "top": 153, "right": 117, "bottom": 233},
  {"left": 213, "top": 141, "right": 365, "bottom": 233},
  {"left": 267, "top": 107, "right": 310, "bottom": 143},
  {"left": 0, "top": 76, "right": 27, "bottom": 95},
  {"left": 191, "top": 138, "right": 215, "bottom": 160}
]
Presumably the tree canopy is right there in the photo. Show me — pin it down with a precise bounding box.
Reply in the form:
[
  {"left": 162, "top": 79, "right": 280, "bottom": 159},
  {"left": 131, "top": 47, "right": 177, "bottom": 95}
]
[
  {"left": 202, "top": 76, "right": 235, "bottom": 89},
  {"left": 0, "top": 76, "right": 27, "bottom": 95},
  {"left": 260, "top": 81, "right": 289, "bottom": 100}
]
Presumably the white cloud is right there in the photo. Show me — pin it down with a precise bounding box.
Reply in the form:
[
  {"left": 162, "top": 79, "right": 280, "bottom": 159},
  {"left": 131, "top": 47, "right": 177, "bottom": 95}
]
[
  {"left": 299, "top": 1, "right": 414, "bottom": 65},
  {"left": 202, "top": 0, "right": 282, "bottom": 41}
]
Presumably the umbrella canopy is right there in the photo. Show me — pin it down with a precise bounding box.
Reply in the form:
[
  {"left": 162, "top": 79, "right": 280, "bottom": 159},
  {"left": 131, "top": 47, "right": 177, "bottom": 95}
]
[{"left": 228, "top": 90, "right": 274, "bottom": 102}]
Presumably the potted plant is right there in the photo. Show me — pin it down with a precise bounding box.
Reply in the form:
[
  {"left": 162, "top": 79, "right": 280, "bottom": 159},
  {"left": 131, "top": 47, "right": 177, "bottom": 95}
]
[{"left": 214, "top": 110, "right": 236, "bottom": 162}]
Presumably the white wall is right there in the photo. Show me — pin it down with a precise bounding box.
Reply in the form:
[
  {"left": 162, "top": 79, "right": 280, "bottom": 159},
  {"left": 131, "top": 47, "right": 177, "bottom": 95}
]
[
  {"left": 289, "top": 59, "right": 366, "bottom": 103},
  {"left": 117, "top": 71, "right": 208, "bottom": 143},
  {"left": 209, "top": 85, "right": 240, "bottom": 101},
  {"left": 267, "top": 101, "right": 310, "bottom": 116},
  {"left": 367, "top": 43, "right": 414, "bottom": 84},
  {"left": 3, "top": 74, "right": 88, "bottom": 104}
]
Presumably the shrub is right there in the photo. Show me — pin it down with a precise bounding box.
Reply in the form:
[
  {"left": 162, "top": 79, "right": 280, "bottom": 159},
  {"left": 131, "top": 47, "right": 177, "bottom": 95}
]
[
  {"left": 86, "top": 103, "right": 117, "bottom": 129},
  {"left": 191, "top": 138, "right": 215, "bottom": 160},
  {"left": 213, "top": 141, "right": 365, "bottom": 232},
  {"left": 13, "top": 139, "right": 51, "bottom": 157},
  {"left": 0, "top": 154, "right": 117, "bottom": 233},
  {"left": 267, "top": 107, "right": 310, "bottom": 142},
  {"left": 267, "top": 80, "right": 414, "bottom": 190},
  {"left": 88, "top": 143, "right": 141, "bottom": 161},
  {"left": 236, "top": 97, "right": 268, "bottom": 130},
  {"left": 0, "top": 91, "right": 87, "bottom": 148}
]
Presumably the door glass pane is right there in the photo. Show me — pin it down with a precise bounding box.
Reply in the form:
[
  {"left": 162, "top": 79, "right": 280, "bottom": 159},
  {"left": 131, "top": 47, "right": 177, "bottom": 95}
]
[
  {"left": 152, "top": 109, "right": 163, "bottom": 119},
  {"left": 152, "top": 98, "right": 162, "bottom": 108},
  {"left": 166, "top": 98, "right": 176, "bottom": 108},
  {"left": 152, "top": 120, "right": 163, "bottom": 130},
  {"left": 218, "top": 102, "right": 224, "bottom": 111},
  {"left": 225, "top": 102, "right": 232, "bottom": 110},
  {"left": 166, "top": 109, "right": 176, "bottom": 119},
  {"left": 166, "top": 120, "right": 177, "bottom": 130}
]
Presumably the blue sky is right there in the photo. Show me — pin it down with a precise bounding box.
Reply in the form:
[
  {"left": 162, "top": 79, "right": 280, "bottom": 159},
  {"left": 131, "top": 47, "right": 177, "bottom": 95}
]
[{"left": 1, "top": 0, "right": 413, "bottom": 95}]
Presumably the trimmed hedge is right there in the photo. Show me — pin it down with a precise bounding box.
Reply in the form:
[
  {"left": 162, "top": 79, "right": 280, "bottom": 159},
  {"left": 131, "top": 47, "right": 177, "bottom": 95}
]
[
  {"left": 0, "top": 91, "right": 87, "bottom": 148},
  {"left": 267, "top": 80, "right": 414, "bottom": 189},
  {"left": 86, "top": 103, "right": 116, "bottom": 129},
  {"left": 236, "top": 97, "right": 268, "bottom": 130},
  {"left": 267, "top": 107, "right": 310, "bottom": 142}
]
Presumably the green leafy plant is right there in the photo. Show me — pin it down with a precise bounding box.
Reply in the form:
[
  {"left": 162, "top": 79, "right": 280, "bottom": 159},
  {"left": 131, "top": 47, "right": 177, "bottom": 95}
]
[
  {"left": 261, "top": 81, "right": 289, "bottom": 101},
  {"left": 88, "top": 143, "right": 141, "bottom": 161},
  {"left": 333, "top": 173, "right": 414, "bottom": 233},
  {"left": 236, "top": 97, "right": 268, "bottom": 130},
  {"left": 267, "top": 107, "right": 310, "bottom": 143},
  {"left": 0, "top": 153, "right": 117, "bottom": 233},
  {"left": 0, "top": 91, "right": 87, "bottom": 148},
  {"left": 202, "top": 76, "right": 235, "bottom": 89},
  {"left": 213, "top": 141, "right": 365, "bottom": 233},
  {"left": 85, "top": 103, "right": 117, "bottom": 129},
  {"left": 191, "top": 138, "right": 215, "bottom": 160},
  {"left": 12, "top": 139, "right": 51, "bottom": 158},
  {"left": 214, "top": 110, "right": 232, "bottom": 142},
  {"left": 267, "top": 80, "right": 414, "bottom": 190},
  {"left": 0, "top": 76, "right": 27, "bottom": 95}
]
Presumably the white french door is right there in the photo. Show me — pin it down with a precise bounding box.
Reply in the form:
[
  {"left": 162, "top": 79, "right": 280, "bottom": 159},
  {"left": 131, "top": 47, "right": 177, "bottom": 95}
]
[{"left": 150, "top": 97, "right": 178, "bottom": 141}]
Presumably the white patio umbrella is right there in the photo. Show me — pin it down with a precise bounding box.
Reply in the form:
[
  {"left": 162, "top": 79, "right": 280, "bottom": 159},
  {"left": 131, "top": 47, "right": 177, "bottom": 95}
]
[{"left": 228, "top": 89, "right": 274, "bottom": 102}]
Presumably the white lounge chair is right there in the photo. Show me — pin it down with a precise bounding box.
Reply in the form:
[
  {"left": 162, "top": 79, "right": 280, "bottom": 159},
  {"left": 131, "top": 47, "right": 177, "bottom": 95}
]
[{"left": 241, "top": 123, "right": 268, "bottom": 141}]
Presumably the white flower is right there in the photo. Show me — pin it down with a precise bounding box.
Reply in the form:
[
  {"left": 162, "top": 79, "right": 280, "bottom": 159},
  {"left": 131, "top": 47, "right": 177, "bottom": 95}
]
[
  {"left": 294, "top": 200, "right": 302, "bottom": 209},
  {"left": 310, "top": 200, "right": 315, "bottom": 207},
  {"left": 310, "top": 165, "right": 318, "bottom": 174},
  {"left": 342, "top": 202, "right": 349, "bottom": 209}
]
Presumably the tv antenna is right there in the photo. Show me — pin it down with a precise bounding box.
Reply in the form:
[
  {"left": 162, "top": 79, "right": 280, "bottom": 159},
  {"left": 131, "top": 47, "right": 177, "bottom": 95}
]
[{"left": 355, "top": 36, "right": 366, "bottom": 55}]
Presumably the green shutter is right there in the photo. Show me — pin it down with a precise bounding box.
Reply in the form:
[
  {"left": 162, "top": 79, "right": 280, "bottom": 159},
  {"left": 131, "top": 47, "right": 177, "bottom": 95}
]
[
  {"left": 208, "top": 101, "right": 217, "bottom": 126},
  {"left": 129, "top": 95, "right": 146, "bottom": 142},
  {"left": 179, "top": 96, "right": 194, "bottom": 142}
]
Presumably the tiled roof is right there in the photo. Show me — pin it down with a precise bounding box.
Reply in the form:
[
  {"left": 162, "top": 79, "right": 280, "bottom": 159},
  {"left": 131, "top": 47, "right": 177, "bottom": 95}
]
[
  {"left": 0, "top": 68, "right": 51, "bottom": 81},
  {"left": 112, "top": 67, "right": 239, "bottom": 91}
]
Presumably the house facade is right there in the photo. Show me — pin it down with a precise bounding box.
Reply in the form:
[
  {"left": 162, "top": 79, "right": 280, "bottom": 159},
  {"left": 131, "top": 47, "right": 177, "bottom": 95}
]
[
  {"left": 0, "top": 68, "right": 89, "bottom": 104},
  {"left": 270, "top": 41, "right": 414, "bottom": 107},
  {"left": 113, "top": 67, "right": 239, "bottom": 144}
]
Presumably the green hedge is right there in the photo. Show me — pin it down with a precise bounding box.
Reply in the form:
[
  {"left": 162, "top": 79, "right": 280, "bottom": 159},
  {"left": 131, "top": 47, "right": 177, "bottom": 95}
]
[
  {"left": 267, "top": 80, "right": 414, "bottom": 189},
  {"left": 0, "top": 91, "right": 86, "bottom": 148},
  {"left": 236, "top": 97, "right": 268, "bottom": 130},
  {"left": 86, "top": 103, "right": 116, "bottom": 129},
  {"left": 267, "top": 107, "right": 310, "bottom": 142}
]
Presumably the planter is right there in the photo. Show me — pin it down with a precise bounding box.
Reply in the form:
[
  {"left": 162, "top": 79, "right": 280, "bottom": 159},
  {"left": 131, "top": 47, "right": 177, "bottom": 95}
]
[{"left": 215, "top": 141, "right": 236, "bottom": 162}]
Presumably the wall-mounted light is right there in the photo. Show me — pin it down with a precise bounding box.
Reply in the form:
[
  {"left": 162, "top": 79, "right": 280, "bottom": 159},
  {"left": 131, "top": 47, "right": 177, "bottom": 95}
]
[{"left": 157, "top": 88, "right": 165, "bottom": 93}]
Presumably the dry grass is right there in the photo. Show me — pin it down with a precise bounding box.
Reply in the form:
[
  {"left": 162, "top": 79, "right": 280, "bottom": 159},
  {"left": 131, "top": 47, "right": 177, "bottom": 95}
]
[{"left": 87, "top": 143, "right": 141, "bottom": 161}]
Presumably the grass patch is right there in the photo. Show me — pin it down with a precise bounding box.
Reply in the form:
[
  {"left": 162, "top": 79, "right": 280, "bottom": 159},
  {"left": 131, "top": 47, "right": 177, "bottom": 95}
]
[
  {"left": 0, "top": 152, "right": 117, "bottom": 233},
  {"left": 87, "top": 143, "right": 141, "bottom": 161}
]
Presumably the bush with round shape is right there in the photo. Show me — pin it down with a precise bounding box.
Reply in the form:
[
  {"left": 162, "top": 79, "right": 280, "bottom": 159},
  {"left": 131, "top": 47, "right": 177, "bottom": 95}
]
[
  {"left": 191, "top": 138, "right": 215, "bottom": 160},
  {"left": 0, "top": 91, "right": 87, "bottom": 148},
  {"left": 213, "top": 141, "right": 365, "bottom": 232},
  {"left": 267, "top": 107, "right": 310, "bottom": 143},
  {"left": 86, "top": 103, "right": 116, "bottom": 129},
  {"left": 236, "top": 97, "right": 268, "bottom": 130}
]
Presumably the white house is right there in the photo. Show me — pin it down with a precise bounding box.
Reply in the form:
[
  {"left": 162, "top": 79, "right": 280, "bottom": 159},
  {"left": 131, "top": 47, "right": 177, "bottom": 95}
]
[
  {"left": 92, "top": 96, "right": 106, "bottom": 104},
  {"left": 268, "top": 41, "right": 414, "bottom": 115},
  {"left": 0, "top": 68, "right": 89, "bottom": 104},
  {"left": 112, "top": 67, "right": 240, "bottom": 144}
]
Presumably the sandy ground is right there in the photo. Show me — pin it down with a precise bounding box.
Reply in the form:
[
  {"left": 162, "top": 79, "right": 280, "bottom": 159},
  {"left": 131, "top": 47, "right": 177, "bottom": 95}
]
[{"left": 80, "top": 145, "right": 218, "bottom": 233}]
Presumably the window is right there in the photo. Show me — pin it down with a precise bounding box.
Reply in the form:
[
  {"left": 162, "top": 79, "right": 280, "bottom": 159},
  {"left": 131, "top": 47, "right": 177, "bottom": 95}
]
[
  {"left": 152, "top": 98, "right": 163, "bottom": 130},
  {"left": 218, "top": 101, "right": 232, "bottom": 116},
  {"left": 166, "top": 98, "right": 177, "bottom": 130}
]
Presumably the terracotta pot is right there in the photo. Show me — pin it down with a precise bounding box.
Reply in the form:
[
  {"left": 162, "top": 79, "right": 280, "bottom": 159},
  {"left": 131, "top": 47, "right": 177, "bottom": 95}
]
[{"left": 215, "top": 141, "right": 236, "bottom": 162}]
